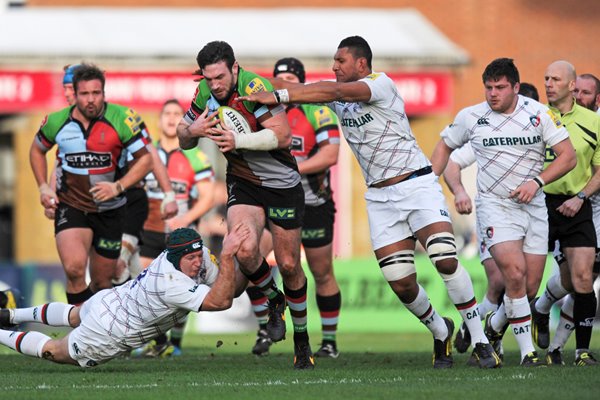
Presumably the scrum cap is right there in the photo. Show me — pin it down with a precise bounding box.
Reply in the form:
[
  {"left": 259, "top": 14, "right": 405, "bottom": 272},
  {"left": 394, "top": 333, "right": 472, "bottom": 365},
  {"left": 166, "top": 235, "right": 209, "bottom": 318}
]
[
  {"left": 166, "top": 228, "right": 203, "bottom": 270},
  {"left": 273, "top": 57, "right": 305, "bottom": 83},
  {"left": 63, "top": 64, "right": 81, "bottom": 85}
]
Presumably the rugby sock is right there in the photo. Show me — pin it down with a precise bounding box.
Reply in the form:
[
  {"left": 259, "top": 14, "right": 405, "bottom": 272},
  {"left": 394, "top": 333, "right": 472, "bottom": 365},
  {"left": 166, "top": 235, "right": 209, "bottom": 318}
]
[
  {"left": 403, "top": 285, "right": 448, "bottom": 340},
  {"left": 504, "top": 295, "right": 535, "bottom": 358},
  {"left": 573, "top": 291, "right": 596, "bottom": 351},
  {"left": 246, "top": 286, "right": 269, "bottom": 329},
  {"left": 170, "top": 319, "right": 187, "bottom": 348},
  {"left": 536, "top": 274, "right": 568, "bottom": 314},
  {"left": 66, "top": 286, "right": 94, "bottom": 306},
  {"left": 490, "top": 302, "right": 509, "bottom": 333},
  {"left": 283, "top": 279, "right": 308, "bottom": 334},
  {"left": 548, "top": 295, "right": 575, "bottom": 352},
  {"left": 12, "top": 303, "right": 74, "bottom": 326},
  {"left": 440, "top": 264, "right": 489, "bottom": 344},
  {"left": 154, "top": 333, "right": 168, "bottom": 346},
  {"left": 316, "top": 292, "right": 341, "bottom": 343},
  {"left": 0, "top": 329, "right": 51, "bottom": 358},
  {"left": 478, "top": 296, "right": 498, "bottom": 320},
  {"left": 244, "top": 259, "right": 283, "bottom": 301}
]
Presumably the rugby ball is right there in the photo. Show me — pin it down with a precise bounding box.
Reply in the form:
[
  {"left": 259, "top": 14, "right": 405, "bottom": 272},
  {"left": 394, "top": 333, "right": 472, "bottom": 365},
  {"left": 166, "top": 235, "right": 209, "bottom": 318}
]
[{"left": 218, "top": 106, "right": 252, "bottom": 135}]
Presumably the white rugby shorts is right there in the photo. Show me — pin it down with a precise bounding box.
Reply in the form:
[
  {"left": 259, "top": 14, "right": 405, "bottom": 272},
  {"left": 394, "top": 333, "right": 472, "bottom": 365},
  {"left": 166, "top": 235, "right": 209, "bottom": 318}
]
[
  {"left": 475, "top": 194, "right": 548, "bottom": 256},
  {"left": 68, "top": 290, "right": 128, "bottom": 367},
  {"left": 365, "top": 173, "right": 451, "bottom": 250}
]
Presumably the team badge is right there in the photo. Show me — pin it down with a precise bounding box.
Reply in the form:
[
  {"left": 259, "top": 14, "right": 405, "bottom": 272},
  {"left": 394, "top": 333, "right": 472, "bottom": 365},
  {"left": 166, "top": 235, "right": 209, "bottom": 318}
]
[
  {"left": 529, "top": 114, "right": 541, "bottom": 127},
  {"left": 486, "top": 227, "right": 494, "bottom": 239},
  {"left": 245, "top": 78, "right": 267, "bottom": 95}
]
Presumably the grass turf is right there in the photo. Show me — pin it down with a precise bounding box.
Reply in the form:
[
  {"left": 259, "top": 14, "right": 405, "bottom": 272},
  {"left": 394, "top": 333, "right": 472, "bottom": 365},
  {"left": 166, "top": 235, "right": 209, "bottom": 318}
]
[{"left": 0, "top": 331, "right": 598, "bottom": 400}]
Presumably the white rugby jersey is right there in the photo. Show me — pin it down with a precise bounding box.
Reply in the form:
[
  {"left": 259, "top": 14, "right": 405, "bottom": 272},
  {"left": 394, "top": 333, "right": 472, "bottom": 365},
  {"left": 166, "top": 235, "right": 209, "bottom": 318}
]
[
  {"left": 94, "top": 247, "right": 220, "bottom": 348},
  {"left": 450, "top": 142, "right": 476, "bottom": 169},
  {"left": 441, "top": 95, "right": 569, "bottom": 199},
  {"left": 328, "top": 72, "right": 430, "bottom": 186}
]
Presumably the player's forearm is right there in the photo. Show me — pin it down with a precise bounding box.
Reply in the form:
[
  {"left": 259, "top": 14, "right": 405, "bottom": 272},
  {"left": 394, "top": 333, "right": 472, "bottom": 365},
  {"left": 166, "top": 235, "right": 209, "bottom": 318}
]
[
  {"left": 119, "top": 153, "right": 152, "bottom": 190},
  {"left": 430, "top": 140, "right": 453, "bottom": 177},
  {"left": 443, "top": 160, "right": 466, "bottom": 195},
  {"left": 201, "top": 254, "right": 235, "bottom": 311},
  {"left": 29, "top": 143, "right": 49, "bottom": 188},
  {"left": 580, "top": 165, "right": 600, "bottom": 198},
  {"left": 176, "top": 122, "right": 199, "bottom": 150},
  {"left": 297, "top": 144, "right": 339, "bottom": 175},
  {"left": 148, "top": 145, "right": 173, "bottom": 194}
]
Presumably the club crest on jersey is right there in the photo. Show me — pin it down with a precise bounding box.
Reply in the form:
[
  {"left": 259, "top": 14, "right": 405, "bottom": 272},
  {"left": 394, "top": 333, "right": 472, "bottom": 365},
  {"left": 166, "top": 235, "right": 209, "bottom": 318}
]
[
  {"left": 486, "top": 227, "right": 494, "bottom": 239},
  {"left": 246, "top": 78, "right": 267, "bottom": 95},
  {"left": 529, "top": 114, "right": 541, "bottom": 127}
]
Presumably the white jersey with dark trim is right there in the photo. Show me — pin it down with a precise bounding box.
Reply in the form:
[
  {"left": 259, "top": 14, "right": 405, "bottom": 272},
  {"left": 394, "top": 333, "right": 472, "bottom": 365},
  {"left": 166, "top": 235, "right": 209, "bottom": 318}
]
[
  {"left": 92, "top": 248, "right": 219, "bottom": 348},
  {"left": 328, "top": 72, "right": 430, "bottom": 187},
  {"left": 441, "top": 95, "right": 569, "bottom": 199}
]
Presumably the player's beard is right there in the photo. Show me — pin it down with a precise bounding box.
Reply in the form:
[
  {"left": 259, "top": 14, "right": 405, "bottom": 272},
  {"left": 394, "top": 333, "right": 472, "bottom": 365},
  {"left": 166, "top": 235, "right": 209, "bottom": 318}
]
[{"left": 79, "top": 102, "right": 104, "bottom": 120}]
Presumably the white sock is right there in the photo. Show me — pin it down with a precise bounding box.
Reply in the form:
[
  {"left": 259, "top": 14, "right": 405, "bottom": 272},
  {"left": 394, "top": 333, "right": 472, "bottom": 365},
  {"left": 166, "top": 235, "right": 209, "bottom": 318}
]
[
  {"left": 403, "top": 285, "right": 448, "bottom": 340},
  {"left": 0, "top": 329, "right": 51, "bottom": 357},
  {"left": 536, "top": 274, "right": 568, "bottom": 313},
  {"left": 478, "top": 296, "right": 498, "bottom": 320},
  {"left": 505, "top": 295, "right": 535, "bottom": 358},
  {"left": 440, "top": 264, "right": 488, "bottom": 343},
  {"left": 12, "top": 303, "right": 74, "bottom": 326},
  {"left": 491, "top": 302, "right": 508, "bottom": 332},
  {"left": 548, "top": 294, "right": 575, "bottom": 352}
]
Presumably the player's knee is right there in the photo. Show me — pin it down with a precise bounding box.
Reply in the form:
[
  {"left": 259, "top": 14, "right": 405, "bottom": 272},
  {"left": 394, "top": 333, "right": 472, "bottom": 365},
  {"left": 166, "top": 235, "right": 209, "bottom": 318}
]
[
  {"left": 63, "top": 262, "right": 87, "bottom": 281},
  {"left": 425, "top": 232, "right": 457, "bottom": 271},
  {"left": 377, "top": 250, "right": 416, "bottom": 282}
]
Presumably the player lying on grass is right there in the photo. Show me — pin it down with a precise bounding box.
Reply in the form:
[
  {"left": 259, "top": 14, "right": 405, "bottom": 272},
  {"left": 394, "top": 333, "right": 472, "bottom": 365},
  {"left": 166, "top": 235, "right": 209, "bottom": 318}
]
[{"left": 0, "top": 225, "right": 249, "bottom": 368}]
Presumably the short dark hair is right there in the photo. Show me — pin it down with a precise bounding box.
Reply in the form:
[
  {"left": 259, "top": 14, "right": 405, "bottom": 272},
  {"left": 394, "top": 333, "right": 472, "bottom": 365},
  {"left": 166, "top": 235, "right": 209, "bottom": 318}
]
[
  {"left": 72, "top": 63, "right": 105, "bottom": 93},
  {"left": 196, "top": 41, "right": 236, "bottom": 71},
  {"left": 482, "top": 58, "right": 520, "bottom": 86},
  {"left": 518, "top": 82, "right": 539, "bottom": 101},
  {"left": 338, "top": 36, "right": 372, "bottom": 69},
  {"left": 579, "top": 73, "right": 600, "bottom": 96},
  {"left": 161, "top": 98, "right": 184, "bottom": 113}
]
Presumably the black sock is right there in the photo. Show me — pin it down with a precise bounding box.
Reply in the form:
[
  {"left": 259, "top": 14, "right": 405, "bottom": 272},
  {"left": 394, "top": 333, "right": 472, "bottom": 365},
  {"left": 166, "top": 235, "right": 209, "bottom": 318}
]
[
  {"left": 573, "top": 291, "right": 596, "bottom": 350},
  {"left": 66, "top": 286, "right": 94, "bottom": 305},
  {"left": 154, "top": 333, "right": 168, "bottom": 346}
]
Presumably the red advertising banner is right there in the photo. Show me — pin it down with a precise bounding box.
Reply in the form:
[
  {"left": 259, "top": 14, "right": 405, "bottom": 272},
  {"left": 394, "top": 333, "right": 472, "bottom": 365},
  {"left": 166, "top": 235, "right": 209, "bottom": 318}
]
[{"left": 0, "top": 70, "right": 452, "bottom": 115}]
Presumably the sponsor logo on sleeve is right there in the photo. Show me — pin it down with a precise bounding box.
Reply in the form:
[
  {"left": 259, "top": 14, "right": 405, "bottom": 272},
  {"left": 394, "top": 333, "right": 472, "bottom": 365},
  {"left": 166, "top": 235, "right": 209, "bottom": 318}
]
[
  {"left": 245, "top": 78, "right": 267, "bottom": 95},
  {"left": 547, "top": 110, "right": 562, "bottom": 127},
  {"left": 366, "top": 73, "right": 381, "bottom": 80},
  {"left": 314, "top": 108, "right": 333, "bottom": 128}
]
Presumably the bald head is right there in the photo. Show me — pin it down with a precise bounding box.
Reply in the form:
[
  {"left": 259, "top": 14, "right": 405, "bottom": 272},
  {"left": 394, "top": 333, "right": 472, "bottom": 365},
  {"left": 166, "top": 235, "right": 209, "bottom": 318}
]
[{"left": 545, "top": 60, "right": 577, "bottom": 108}]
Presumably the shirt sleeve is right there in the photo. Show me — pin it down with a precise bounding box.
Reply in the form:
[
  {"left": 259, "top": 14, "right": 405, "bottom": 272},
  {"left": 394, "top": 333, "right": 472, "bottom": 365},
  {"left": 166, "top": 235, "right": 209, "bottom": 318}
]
[
  {"left": 440, "top": 109, "right": 470, "bottom": 150},
  {"left": 449, "top": 142, "right": 476, "bottom": 169},
  {"left": 164, "top": 272, "right": 212, "bottom": 312},
  {"left": 540, "top": 108, "right": 570, "bottom": 148}
]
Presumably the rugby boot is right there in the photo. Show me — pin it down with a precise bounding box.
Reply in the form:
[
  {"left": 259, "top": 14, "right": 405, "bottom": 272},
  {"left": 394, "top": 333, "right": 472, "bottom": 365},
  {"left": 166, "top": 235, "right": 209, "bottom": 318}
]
[
  {"left": 433, "top": 317, "right": 454, "bottom": 369},
  {"left": 293, "top": 341, "right": 315, "bottom": 370},
  {"left": 529, "top": 297, "right": 550, "bottom": 349},
  {"left": 454, "top": 321, "right": 471, "bottom": 353},
  {"left": 251, "top": 329, "right": 272, "bottom": 356},
  {"left": 266, "top": 293, "right": 287, "bottom": 342},
  {"left": 521, "top": 351, "right": 546, "bottom": 367}
]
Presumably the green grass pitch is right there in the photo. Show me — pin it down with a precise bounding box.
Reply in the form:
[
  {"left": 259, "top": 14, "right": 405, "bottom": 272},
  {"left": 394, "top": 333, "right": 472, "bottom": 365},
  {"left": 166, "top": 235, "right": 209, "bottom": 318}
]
[{"left": 0, "top": 330, "right": 598, "bottom": 399}]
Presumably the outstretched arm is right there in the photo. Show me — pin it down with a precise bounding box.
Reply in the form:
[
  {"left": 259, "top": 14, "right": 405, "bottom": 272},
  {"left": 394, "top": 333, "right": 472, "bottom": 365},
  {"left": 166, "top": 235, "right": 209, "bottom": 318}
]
[
  {"left": 238, "top": 80, "right": 372, "bottom": 105},
  {"left": 200, "top": 223, "right": 250, "bottom": 311}
]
